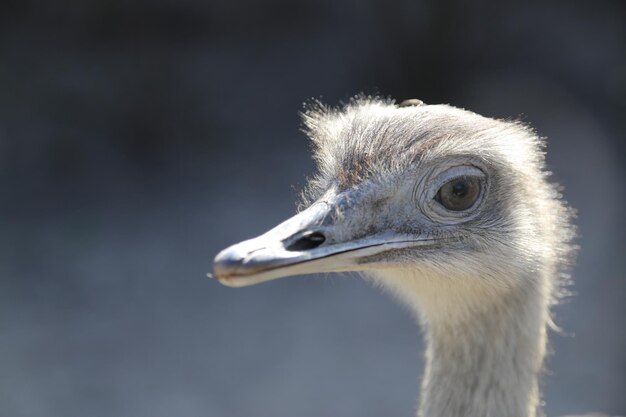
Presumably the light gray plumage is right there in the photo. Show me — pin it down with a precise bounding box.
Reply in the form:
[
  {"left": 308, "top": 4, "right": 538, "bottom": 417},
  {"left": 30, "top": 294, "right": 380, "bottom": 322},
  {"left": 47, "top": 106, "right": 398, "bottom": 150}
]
[{"left": 212, "top": 97, "right": 611, "bottom": 417}]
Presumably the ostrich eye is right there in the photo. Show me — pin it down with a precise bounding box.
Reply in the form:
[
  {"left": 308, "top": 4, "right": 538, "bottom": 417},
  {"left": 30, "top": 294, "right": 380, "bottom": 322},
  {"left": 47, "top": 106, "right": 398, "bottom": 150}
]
[{"left": 435, "top": 176, "right": 481, "bottom": 211}]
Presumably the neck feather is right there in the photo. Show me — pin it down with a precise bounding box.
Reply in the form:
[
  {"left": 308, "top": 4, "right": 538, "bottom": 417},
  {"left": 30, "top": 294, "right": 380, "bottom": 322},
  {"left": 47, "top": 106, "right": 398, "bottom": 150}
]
[{"left": 371, "top": 268, "right": 551, "bottom": 417}]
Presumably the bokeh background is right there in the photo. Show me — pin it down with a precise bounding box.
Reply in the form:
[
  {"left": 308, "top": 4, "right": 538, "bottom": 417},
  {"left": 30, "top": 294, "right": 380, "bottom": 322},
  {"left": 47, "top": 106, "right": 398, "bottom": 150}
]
[{"left": 0, "top": 0, "right": 624, "bottom": 416}]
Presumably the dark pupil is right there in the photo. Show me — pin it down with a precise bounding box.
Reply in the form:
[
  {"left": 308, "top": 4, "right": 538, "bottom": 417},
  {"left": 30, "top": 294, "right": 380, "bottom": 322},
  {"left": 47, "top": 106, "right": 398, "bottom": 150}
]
[
  {"left": 436, "top": 177, "right": 480, "bottom": 211},
  {"left": 452, "top": 181, "right": 468, "bottom": 198}
]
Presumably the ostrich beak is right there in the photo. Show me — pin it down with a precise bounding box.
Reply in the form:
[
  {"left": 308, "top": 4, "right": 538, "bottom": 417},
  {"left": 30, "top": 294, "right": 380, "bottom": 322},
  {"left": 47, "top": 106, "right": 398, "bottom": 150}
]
[{"left": 212, "top": 200, "right": 430, "bottom": 287}]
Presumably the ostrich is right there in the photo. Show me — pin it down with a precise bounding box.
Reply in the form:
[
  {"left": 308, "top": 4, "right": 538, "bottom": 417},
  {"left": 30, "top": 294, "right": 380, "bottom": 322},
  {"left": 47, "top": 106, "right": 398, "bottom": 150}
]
[{"left": 212, "top": 97, "right": 587, "bottom": 417}]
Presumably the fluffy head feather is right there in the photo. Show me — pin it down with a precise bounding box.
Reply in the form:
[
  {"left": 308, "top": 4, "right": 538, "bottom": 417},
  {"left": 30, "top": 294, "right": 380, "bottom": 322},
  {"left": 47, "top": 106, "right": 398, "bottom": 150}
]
[{"left": 300, "top": 96, "right": 575, "bottom": 309}]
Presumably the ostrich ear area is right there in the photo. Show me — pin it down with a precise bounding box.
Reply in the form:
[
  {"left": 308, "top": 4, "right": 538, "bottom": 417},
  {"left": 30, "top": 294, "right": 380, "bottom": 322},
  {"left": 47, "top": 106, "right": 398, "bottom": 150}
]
[{"left": 212, "top": 201, "right": 432, "bottom": 287}]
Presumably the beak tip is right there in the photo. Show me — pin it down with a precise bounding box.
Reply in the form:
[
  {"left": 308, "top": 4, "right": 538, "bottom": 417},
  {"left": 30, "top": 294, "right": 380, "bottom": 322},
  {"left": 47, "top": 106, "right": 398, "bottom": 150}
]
[
  {"left": 213, "top": 243, "right": 263, "bottom": 286},
  {"left": 213, "top": 246, "right": 243, "bottom": 277}
]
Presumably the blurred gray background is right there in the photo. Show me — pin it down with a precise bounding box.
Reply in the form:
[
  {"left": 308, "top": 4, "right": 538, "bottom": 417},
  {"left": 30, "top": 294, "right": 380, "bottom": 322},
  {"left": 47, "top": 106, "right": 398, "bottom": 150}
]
[{"left": 0, "top": 1, "right": 624, "bottom": 416}]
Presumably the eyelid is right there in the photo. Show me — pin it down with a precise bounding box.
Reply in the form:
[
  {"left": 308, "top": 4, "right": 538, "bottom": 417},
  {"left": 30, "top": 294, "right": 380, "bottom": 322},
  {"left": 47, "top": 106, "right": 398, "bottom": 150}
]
[{"left": 428, "top": 166, "right": 485, "bottom": 199}]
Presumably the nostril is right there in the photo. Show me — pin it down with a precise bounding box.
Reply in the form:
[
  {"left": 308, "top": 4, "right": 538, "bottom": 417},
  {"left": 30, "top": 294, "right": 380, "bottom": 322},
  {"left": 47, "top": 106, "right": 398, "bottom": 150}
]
[{"left": 285, "top": 231, "right": 326, "bottom": 251}]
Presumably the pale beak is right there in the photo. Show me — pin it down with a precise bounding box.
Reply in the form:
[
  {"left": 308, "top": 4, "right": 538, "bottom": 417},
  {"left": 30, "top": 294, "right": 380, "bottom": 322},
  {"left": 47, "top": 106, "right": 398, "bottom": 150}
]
[{"left": 212, "top": 200, "right": 431, "bottom": 287}]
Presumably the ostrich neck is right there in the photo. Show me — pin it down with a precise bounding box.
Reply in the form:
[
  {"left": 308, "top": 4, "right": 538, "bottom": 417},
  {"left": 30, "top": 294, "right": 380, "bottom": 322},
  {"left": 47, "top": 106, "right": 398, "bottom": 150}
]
[
  {"left": 419, "top": 294, "right": 547, "bottom": 417},
  {"left": 373, "top": 270, "right": 550, "bottom": 417}
]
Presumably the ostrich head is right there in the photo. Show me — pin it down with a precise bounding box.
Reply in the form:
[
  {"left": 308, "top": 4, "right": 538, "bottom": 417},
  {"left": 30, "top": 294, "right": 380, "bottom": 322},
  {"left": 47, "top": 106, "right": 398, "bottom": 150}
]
[
  {"left": 212, "top": 97, "right": 575, "bottom": 416},
  {"left": 214, "top": 98, "right": 572, "bottom": 317}
]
